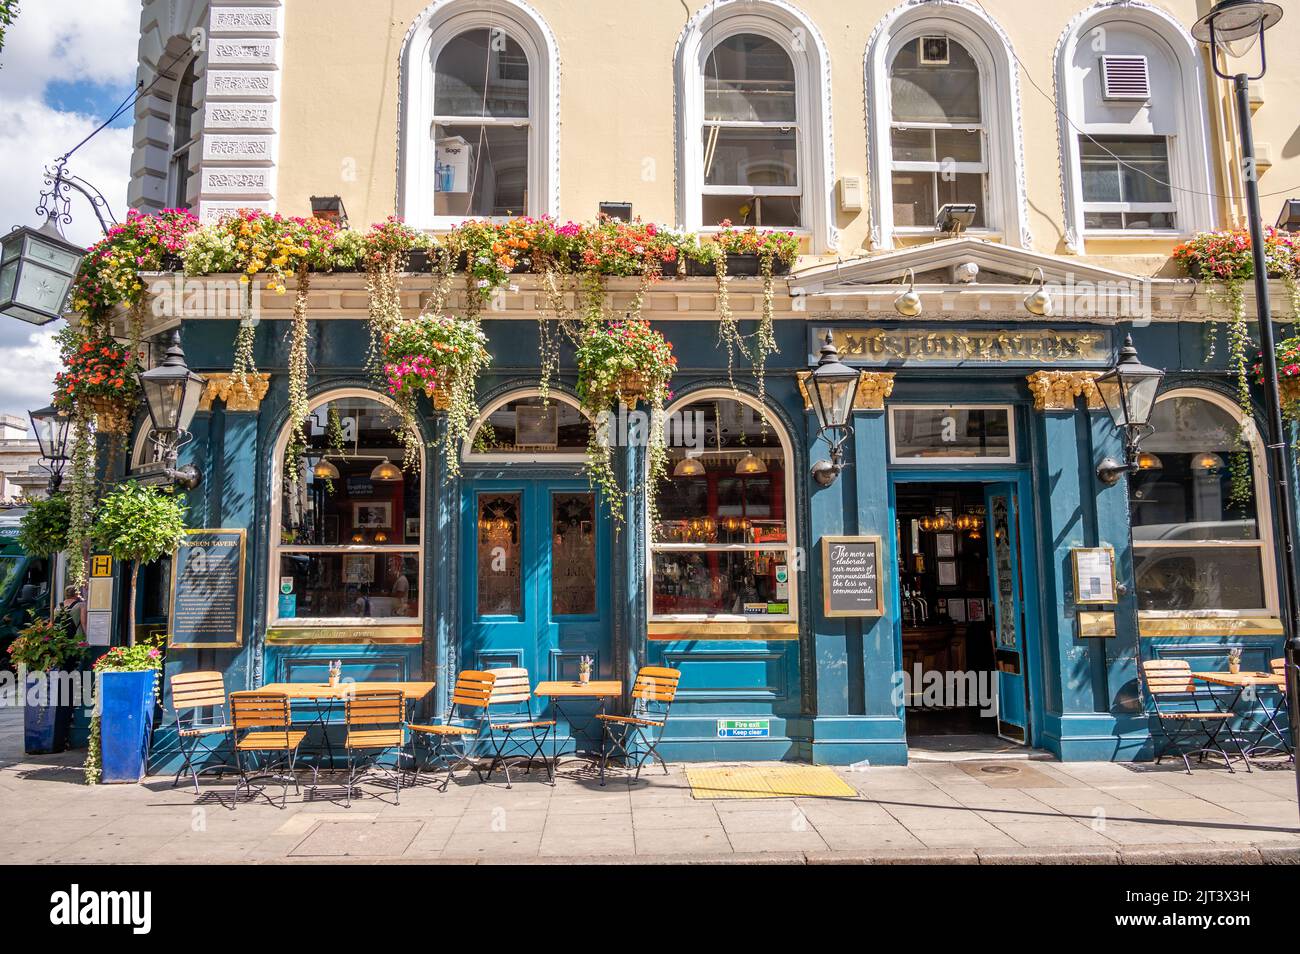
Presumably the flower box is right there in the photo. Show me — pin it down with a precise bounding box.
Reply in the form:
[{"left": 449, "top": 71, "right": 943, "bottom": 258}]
[
  {"left": 683, "top": 252, "right": 793, "bottom": 277},
  {"left": 98, "top": 670, "right": 158, "bottom": 783}
]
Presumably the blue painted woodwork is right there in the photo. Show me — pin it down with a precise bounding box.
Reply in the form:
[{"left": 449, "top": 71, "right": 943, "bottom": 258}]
[{"left": 100, "top": 670, "right": 158, "bottom": 783}]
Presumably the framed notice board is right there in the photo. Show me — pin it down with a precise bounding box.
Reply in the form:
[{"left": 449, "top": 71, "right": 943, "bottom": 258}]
[
  {"left": 821, "top": 535, "right": 885, "bottom": 618},
  {"left": 169, "top": 528, "right": 246, "bottom": 649}
]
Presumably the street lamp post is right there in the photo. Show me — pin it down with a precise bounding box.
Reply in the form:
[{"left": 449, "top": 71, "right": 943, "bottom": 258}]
[
  {"left": 135, "top": 329, "right": 206, "bottom": 490},
  {"left": 807, "top": 332, "right": 861, "bottom": 487},
  {"left": 1192, "top": 0, "right": 1300, "bottom": 808},
  {"left": 28, "top": 404, "right": 72, "bottom": 494},
  {"left": 1094, "top": 335, "right": 1165, "bottom": 486}
]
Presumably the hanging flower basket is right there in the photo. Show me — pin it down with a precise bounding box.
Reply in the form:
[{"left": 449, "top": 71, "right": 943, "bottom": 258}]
[
  {"left": 615, "top": 370, "right": 651, "bottom": 405},
  {"left": 423, "top": 378, "right": 453, "bottom": 410},
  {"left": 88, "top": 397, "right": 132, "bottom": 434}
]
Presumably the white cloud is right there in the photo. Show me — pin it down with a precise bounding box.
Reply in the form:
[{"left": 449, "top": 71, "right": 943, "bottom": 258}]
[{"left": 0, "top": 0, "right": 139, "bottom": 422}]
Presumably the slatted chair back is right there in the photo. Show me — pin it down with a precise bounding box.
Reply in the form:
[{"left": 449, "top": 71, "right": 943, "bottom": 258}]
[
  {"left": 1140, "top": 659, "right": 1197, "bottom": 695},
  {"left": 630, "top": 665, "right": 682, "bottom": 719},
  {"left": 231, "top": 692, "right": 294, "bottom": 746},
  {"left": 1272, "top": 657, "right": 1286, "bottom": 679},
  {"left": 449, "top": 670, "right": 497, "bottom": 719},
  {"left": 346, "top": 689, "right": 405, "bottom": 728},
  {"left": 487, "top": 667, "right": 537, "bottom": 719},
  {"left": 171, "top": 671, "right": 228, "bottom": 724}
]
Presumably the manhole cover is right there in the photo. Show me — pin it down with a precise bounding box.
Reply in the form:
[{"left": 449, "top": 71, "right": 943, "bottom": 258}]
[{"left": 979, "top": 765, "right": 1020, "bottom": 776}]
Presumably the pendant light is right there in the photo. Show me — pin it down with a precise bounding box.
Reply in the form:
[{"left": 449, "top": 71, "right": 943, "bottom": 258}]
[
  {"left": 673, "top": 455, "right": 705, "bottom": 477},
  {"left": 893, "top": 268, "right": 923, "bottom": 317},
  {"left": 370, "top": 457, "right": 403, "bottom": 482},
  {"left": 735, "top": 451, "right": 767, "bottom": 476},
  {"left": 1023, "top": 267, "right": 1054, "bottom": 317},
  {"left": 313, "top": 457, "right": 341, "bottom": 480}
]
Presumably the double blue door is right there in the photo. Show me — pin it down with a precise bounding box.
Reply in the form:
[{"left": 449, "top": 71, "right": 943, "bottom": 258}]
[{"left": 461, "top": 478, "right": 611, "bottom": 709}]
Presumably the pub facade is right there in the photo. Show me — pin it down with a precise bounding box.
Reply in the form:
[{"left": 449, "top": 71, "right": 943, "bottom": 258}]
[{"left": 93, "top": 0, "right": 1295, "bottom": 767}]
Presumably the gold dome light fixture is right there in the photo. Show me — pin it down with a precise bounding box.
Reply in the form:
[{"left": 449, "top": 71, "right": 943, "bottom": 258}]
[
  {"left": 313, "top": 457, "right": 341, "bottom": 481},
  {"left": 1135, "top": 451, "right": 1163, "bottom": 472},
  {"left": 735, "top": 451, "right": 768, "bottom": 476},
  {"left": 893, "top": 268, "right": 923, "bottom": 317},
  {"left": 370, "top": 457, "right": 403, "bottom": 482},
  {"left": 1193, "top": 452, "right": 1225, "bottom": 474},
  {"left": 673, "top": 455, "right": 705, "bottom": 478},
  {"left": 1023, "top": 267, "right": 1054, "bottom": 317}
]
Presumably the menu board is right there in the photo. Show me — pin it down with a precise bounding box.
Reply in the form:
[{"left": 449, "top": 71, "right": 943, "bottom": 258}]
[
  {"left": 822, "top": 535, "right": 884, "bottom": 618},
  {"left": 169, "top": 529, "right": 246, "bottom": 649},
  {"left": 1072, "top": 546, "right": 1117, "bottom": 605}
]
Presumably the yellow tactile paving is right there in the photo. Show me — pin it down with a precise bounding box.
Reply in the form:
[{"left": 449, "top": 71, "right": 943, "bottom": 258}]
[{"left": 686, "top": 764, "right": 858, "bottom": 799}]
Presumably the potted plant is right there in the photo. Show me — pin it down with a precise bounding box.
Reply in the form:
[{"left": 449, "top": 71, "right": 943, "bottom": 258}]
[
  {"left": 1256, "top": 335, "right": 1300, "bottom": 419},
  {"left": 8, "top": 612, "right": 89, "bottom": 755},
  {"left": 85, "top": 639, "right": 165, "bottom": 784},
  {"left": 52, "top": 331, "right": 143, "bottom": 434},
  {"left": 576, "top": 318, "right": 676, "bottom": 526}
]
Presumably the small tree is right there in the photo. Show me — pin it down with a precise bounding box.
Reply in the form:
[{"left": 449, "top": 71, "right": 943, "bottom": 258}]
[
  {"left": 91, "top": 482, "right": 187, "bottom": 643},
  {"left": 17, "top": 493, "right": 72, "bottom": 569}
]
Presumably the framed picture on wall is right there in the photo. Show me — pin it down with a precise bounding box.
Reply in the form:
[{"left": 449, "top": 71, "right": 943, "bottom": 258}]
[
  {"left": 938, "top": 561, "right": 957, "bottom": 587},
  {"left": 935, "top": 533, "right": 955, "bottom": 558},
  {"left": 405, "top": 517, "right": 420, "bottom": 539},
  {"left": 967, "top": 598, "right": 985, "bottom": 622},
  {"left": 353, "top": 502, "right": 392, "bottom": 529}
]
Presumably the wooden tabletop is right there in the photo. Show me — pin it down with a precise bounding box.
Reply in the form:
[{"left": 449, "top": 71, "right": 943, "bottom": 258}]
[
  {"left": 534, "top": 680, "right": 622, "bottom": 699},
  {"left": 233, "top": 681, "right": 436, "bottom": 700},
  {"left": 1192, "top": 671, "right": 1285, "bottom": 688}
]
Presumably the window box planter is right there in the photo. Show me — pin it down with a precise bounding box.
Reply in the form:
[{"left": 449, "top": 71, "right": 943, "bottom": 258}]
[
  {"left": 98, "top": 670, "right": 158, "bottom": 783},
  {"left": 23, "top": 671, "right": 75, "bottom": 754},
  {"left": 683, "top": 253, "right": 792, "bottom": 277}
]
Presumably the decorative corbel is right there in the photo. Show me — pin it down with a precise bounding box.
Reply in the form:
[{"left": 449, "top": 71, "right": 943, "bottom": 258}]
[
  {"left": 1025, "top": 370, "right": 1103, "bottom": 412},
  {"left": 797, "top": 370, "right": 896, "bottom": 411},
  {"left": 198, "top": 373, "right": 272, "bottom": 413}
]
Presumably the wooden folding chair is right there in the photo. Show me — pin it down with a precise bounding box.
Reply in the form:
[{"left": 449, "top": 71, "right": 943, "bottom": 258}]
[
  {"left": 1259, "top": 657, "right": 1295, "bottom": 759},
  {"left": 485, "top": 668, "right": 556, "bottom": 788},
  {"left": 343, "top": 689, "right": 406, "bottom": 807},
  {"left": 1141, "top": 659, "right": 1242, "bottom": 774},
  {"left": 598, "top": 665, "right": 681, "bottom": 786},
  {"left": 229, "top": 692, "right": 314, "bottom": 808},
  {"left": 408, "top": 670, "right": 496, "bottom": 791},
  {"left": 169, "top": 671, "right": 234, "bottom": 795}
]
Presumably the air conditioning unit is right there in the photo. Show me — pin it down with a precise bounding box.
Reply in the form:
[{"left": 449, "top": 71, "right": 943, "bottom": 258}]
[
  {"left": 920, "top": 36, "right": 949, "bottom": 66},
  {"left": 1100, "top": 55, "right": 1151, "bottom": 101}
]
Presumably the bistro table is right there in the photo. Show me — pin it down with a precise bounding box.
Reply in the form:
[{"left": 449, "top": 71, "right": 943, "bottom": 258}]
[
  {"left": 534, "top": 680, "right": 623, "bottom": 767},
  {"left": 1191, "top": 671, "right": 1289, "bottom": 760},
  {"left": 232, "top": 681, "right": 436, "bottom": 770}
]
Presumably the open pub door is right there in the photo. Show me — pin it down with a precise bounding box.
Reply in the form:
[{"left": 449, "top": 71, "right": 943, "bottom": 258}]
[{"left": 984, "top": 483, "right": 1028, "bottom": 744}]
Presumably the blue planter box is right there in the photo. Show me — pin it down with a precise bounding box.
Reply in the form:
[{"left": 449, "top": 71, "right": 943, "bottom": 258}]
[
  {"left": 23, "top": 671, "right": 74, "bottom": 754},
  {"left": 99, "top": 670, "right": 158, "bottom": 784}
]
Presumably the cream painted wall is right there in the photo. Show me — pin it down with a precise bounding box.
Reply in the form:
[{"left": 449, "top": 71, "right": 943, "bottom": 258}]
[{"left": 269, "top": 0, "right": 1300, "bottom": 271}]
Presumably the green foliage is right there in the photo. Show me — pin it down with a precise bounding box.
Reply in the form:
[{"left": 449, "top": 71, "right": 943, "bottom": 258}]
[
  {"left": 6, "top": 612, "right": 87, "bottom": 672},
  {"left": 0, "top": 1, "right": 18, "bottom": 58},
  {"left": 17, "top": 493, "right": 72, "bottom": 556},
  {"left": 90, "top": 482, "right": 187, "bottom": 566}
]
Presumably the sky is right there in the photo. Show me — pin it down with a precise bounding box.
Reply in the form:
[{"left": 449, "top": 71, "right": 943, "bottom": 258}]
[{"left": 0, "top": 0, "right": 140, "bottom": 422}]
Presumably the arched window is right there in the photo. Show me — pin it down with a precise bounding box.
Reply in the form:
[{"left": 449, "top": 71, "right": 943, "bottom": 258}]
[
  {"left": 400, "top": 0, "right": 559, "bottom": 228},
  {"left": 1055, "top": 3, "right": 1215, "bottom": 250},
  {"left": 651, "top": 393, "right": 797, "bottom": 623},
  {"left": 677, "top": 0, "right": 834, "bottom": 250},
  {"left": 867, "top": 3, "right": 1030, "bottom": 248},
  {"left": 1130, "top": 389, "right": 1275, "bottom": 616},
  {"left": 169, "top": 55, "right": 198, "bottom": 210},
  {"left": 270, "top": 392, "right": 424, "bottom": 627},
  {"left": 464, "top": 389, "right": 592, "bottom": 462}
]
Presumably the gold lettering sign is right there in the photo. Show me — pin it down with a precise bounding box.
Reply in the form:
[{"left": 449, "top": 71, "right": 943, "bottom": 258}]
[{"left": 813, "top": 327, "right": 1110, "bottom": 366}]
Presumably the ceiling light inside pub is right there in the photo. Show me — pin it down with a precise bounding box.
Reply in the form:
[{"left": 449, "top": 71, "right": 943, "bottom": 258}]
[
  {"left": 673, "top": 455, "right": 705, "bottom": 477},
  {"left": 313, "top": 457, "right": 340, "bottom": 480},
  {"left": 370, "top": 457, "right": 403, "bottom": 482},
  {"left": 735, "top": 451, "right": 768, "bottom": 476}
]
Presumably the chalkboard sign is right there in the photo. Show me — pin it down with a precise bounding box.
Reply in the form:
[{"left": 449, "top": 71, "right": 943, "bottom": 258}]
[
  {"left": 169, "top": 529, "right": 246, "bottom": 649},
  {"left": 822, "top": 535, "right": 884, "bottom": 618}
]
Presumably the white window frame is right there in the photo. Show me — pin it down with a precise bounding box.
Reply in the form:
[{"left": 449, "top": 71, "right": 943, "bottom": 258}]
[
  {"left": 267, "top": 388, "right": 425, "bottom": 630},
  {"left": 888, "top": 404, "right": 1017, "bottom": 466},
  {"left": 168, "top": 53, "right": 199, "bottom": 211},
  {"left": 1077, "top": 134, "right": 1177, "bottom": 232},
  {"left": 675, "top": 0, "right": 835, "bottom": 252},
  {"left": 1134, "top": 388, "right": 1278, "bottom": 620},
  {"left": 648, "top": 389, "right": 799, "bottom": 625},
  {"left": 866, "top": 2, "right": 1031, "bottom": 250},
  {"left": 399, "top": 0, "right": 559, "bottom": 230},
  {"left": 1054, "top": 2, "right": 1216, "bottom": 252},
  {"left": 463, "top": 388, "right": 592, "bottom": 464}
]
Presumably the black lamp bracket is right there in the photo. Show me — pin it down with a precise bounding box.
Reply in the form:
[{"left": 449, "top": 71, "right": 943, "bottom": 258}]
[{"left": 36, "top": 159, "right": 118, "bottom": 237}]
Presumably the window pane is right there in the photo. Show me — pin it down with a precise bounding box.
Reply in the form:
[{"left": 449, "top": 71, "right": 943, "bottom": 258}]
[
  {"left": 892, "top": 127, "right": 934, "bottom": 163},
  {"left": 277, "top": 553, "right": 418, "bottom": 619},
  {"left": 552, "top": 493, "right": 596, "bottom": 616},
  {"left": 892, "top": 407, "right": 1013, "bottom": 461},
  {"left": 933, "top": 128, "right": 982, "bottom": 164},
  {"left": 653, "top": 550, "right": 791, "bottom": 615},
  {"left": 1134, "top": 547, "right": 1267, "bottom": 612},
  {"left": 937, "top": 173, "right": 986, "bottom": 227},
  {"left": 477, "top": 493, "right": 522, "bottom": 617},
  {"left": 472, "top": 398, "right": 590, "bottom": 454},
  {"left": 891, "top": 171, "right": 934, "bottom": 228},
  {"left": 434, "top": 123, "right": 528, "bottom": 217},
  {"left": 704, "top": 33, "right": 796, "bottom": 123},
  {"left": 1080, "top": 159, "right": 1122, "bottom": 202},
  {"left": 434, "top": 28, "right": 529, "bottom": 118},
  {"left": 656, "top": 398, "right": 788, "bottom": 543},
  {"left": 891, "top": 37, "right": 981, "bottom": 124},
  {"left": 174, "top": 60, "right": 197, "bottom": 146},
  {"left": 282, "top": 397, "right": 419, "bottom": 546},
  {"left": 703, "top": 126, "right": 797, "bottom": 188},
  {"left": 1083, "top": 211, "right": 1124, "bottom": 229},
  {"left": 702, "top": 193, "right": 802, "bottom": 228},
  {"left": 1131, "top": 396, "right": 1259, "bottom": 541},
  {"left": 1080, "top": 136, "right": 1172, "bottom": 204}
]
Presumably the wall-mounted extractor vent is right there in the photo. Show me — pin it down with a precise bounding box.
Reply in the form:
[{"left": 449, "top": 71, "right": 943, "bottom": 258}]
[
  {"left": 920, "top": 36, "right": 950, "bottom": 66},
  {"left": 1100, "top": 55, "right": 1151, "bottom": 101}
]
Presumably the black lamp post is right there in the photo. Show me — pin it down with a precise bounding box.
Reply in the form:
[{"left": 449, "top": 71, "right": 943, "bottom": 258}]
[
  {"left": 1094, "top": 335, "right": 1165, "bottom": 485},
  {"left": 136, "top": 329, "right": 205, "bottom": 490},
  {"left": 28, "top": 404, "right": 72, "bottom": 494},
  {"left": 1192, "top": 0, "right": 1300, "bottom": 810},
  {"left": 807, "top": 332, "right": 860, "bottom": 487}
]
